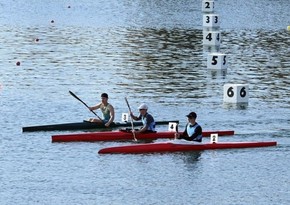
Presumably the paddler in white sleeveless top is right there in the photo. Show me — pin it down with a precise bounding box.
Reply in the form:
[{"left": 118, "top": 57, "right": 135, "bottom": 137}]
[
  {"left": 88, "top": 93, "right": 115, "bottom": 127},
  {"left": 130, "top": 103, "right": 156, "bottom": 133},
  {"left": 175, "top": 112, "right": 202, "bottom": 142}
]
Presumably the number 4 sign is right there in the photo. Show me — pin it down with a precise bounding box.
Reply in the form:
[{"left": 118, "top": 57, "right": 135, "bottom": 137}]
[{"left": 203, "top": 31, "right": 221, "bottom": 46}]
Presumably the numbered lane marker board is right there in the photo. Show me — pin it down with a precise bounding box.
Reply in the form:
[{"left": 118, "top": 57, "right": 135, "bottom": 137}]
[
  {"left": 202, "top": 0, "right": 215, "bottom": 13},
  {"left": 203, "top": 14, "right": 220, "bottom": 28},
  {"left": 203, "top": 31, "right": 221, "bottom": 46},
  {"left": 223, "top": 84, "right": 249, "bottom": 103},
  {"left": 207, "top": 53, "right": 227, "bottom": 69},
  {"left": 121, "top": 113, "right": 129, "bottom": 122}
]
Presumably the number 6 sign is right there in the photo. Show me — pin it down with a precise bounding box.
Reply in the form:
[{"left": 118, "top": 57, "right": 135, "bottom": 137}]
[{"left": 223, "top": 84, "right": 249, "bottom": 103}]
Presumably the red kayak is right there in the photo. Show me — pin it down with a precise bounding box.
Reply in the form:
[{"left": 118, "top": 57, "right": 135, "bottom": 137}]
[
  {"left": 98, "top": 141, "right": 277, "bottom": 154},
  {"left": 51, "top": 130, "right": 234, "bottom": 142}
]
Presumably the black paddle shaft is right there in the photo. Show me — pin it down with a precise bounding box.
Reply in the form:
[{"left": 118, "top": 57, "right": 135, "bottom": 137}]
[{"left": 69, "top": 91, "right": 102, "bottom": 121}]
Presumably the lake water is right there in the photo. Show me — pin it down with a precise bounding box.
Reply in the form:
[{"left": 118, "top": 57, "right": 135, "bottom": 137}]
[{"left": 1, "top": 0, "right": 289, "bottom": 204}]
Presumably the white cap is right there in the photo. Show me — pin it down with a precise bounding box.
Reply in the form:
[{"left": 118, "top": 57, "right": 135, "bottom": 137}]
[{"left": 138, "top": 103, "right": 148, "bottom": 110}]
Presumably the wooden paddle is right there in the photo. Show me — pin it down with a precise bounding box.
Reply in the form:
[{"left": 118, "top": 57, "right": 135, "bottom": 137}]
[
  {"left": 69, "top": 91, "right": 103, "bottom": 121},
  {"left": 125, "top": 97, "right": 137, "bottom": 141}
]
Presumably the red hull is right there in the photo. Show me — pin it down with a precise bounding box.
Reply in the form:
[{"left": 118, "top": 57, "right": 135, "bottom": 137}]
[
  {"left": 98, "top": 141, "right": 277, "bottom": 154},
  {"left": 51, "top": 130, "right": 234, "bottom": 142}
]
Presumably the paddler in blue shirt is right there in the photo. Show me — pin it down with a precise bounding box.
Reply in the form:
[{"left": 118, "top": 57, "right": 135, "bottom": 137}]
[
  {"left": 88, "top": 93, "right": 115, "bottom": 127},
  {"left": 130, "top": 103, "right": 156, "bottom": 133},
  {"left": 175, "top": 112, "right": 202, "bottom": 142}
]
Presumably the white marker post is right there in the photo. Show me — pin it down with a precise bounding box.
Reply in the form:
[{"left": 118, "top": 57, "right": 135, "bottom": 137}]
[
  {"left": 202, "top": 0, "right": 215, "bottom": 13},
  {"left": 223, "top": 84, "right": 249, "bottom": 103},
  {"left": 203, "top": 30, "right": 221, "bottom": 46},
  {"left": 121, "top": 113, "right": 129, "bottom": 122},
  {"left": 210, "top": 133, "right": 219, "bottom": 143},
  {"left": 203, "top": 14, "right": 220, "bottom": 28},
  {"left": 168, "top": 122, "right": 178, "bottom": 132},
  {"left": 207, "top": 53, "right": 227, "bottom": 69}
]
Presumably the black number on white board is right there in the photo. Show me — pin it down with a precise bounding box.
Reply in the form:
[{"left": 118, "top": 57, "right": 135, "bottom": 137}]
[
  {"left": 211, "top": 56, "right": 218, "bottom": 65},
  {"left": 206, "top": 33, "right": 212, "bottom": 41},
  {"left": 206, "top": 33, "right": 220, "bottom": 42},
  {"left": 214, "top": 16, "right": 218, "bottom": 23},
  {"left": 227, "top": 87, "right": 246, "bottom": 98},
  {"left": 204, "top": 1, "right": 214, "bottom": 9},
  {"left": 240, "top": 87, "right": 247, "bottom": 97},
  {"left": 205, "top": 2, "right": 210, "bottom": 8},
  {"left": 227, "top": 87, "right": 234, "bottom": 97},
  {"left": 223, "top": 56, "right": 226, "bottom": 65},
  {"left": 206, "top": 16, "right": 210, "bottom": 23}
]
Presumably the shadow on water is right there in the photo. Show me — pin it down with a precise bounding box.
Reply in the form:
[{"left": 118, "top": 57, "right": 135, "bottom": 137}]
[
  {"left": 171, "top": 151, "right": 202, "bottom": 165},
  {"left": 180, "top": 151, "right": 202, "bottom": 164}
]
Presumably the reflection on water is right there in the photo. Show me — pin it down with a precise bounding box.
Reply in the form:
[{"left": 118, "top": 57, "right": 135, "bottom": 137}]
[
  {"left": 1, "top": 25, "right": 289, "bottom": 109},
  {"left": 223, "top": 102, "right": 249, "bottom": 110},
  {"left": 112, "top": 27, "right": 290, "bottom": 109},
  {"left": 203, "top": 45, "right": 221, "bottom": 53},
  {"left": 208, "top": 69, "right": 227, "bottom": 79}
]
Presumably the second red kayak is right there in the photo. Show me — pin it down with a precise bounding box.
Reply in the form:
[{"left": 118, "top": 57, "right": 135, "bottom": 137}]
[{"left": 52, "top": 130, "right": 235, "bottom": 142}]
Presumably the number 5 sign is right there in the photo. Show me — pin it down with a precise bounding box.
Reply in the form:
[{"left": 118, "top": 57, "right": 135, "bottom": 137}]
[
  {"left": 207, "top": 53, "right": 227, "bottom": 69},
  {"left": 223, "top": 84, "right": 249, "bottom": 103}
]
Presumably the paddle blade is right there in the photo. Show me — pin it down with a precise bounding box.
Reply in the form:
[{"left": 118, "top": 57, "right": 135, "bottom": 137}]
[
  {"left": 69, "top": 90, "right": 102, "bottom": 121},
  {"left": 69, "top": 91, "right": 82, "bottom": 102}
]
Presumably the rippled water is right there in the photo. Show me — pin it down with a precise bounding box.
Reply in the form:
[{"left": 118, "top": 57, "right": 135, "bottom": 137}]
[{"left": 1, "top": 0, "right": 290, "bottom": 204}]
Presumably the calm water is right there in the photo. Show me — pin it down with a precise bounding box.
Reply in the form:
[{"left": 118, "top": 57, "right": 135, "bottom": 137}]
[{"left": 1, "top": 0, "right": 290, "bottom": 204}]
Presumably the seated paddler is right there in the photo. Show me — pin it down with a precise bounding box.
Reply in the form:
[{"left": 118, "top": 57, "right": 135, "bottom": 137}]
[
  {"left": 130, "top": 103, "right": 156, "bottom": 133},
  {"left": 88, "top": 93, "right": 115, "bottom": 127},
  {"left": 175, "top": 112, "right": 202, "bottom": 142}
]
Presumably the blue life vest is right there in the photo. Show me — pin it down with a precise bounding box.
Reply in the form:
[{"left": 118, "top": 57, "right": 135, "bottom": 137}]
[
  {"left": 141, "top": 113, "right": 155, "bottom": 131},
  {"left": 186, "top": 123, "right": 202, "bottom": 141}
]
